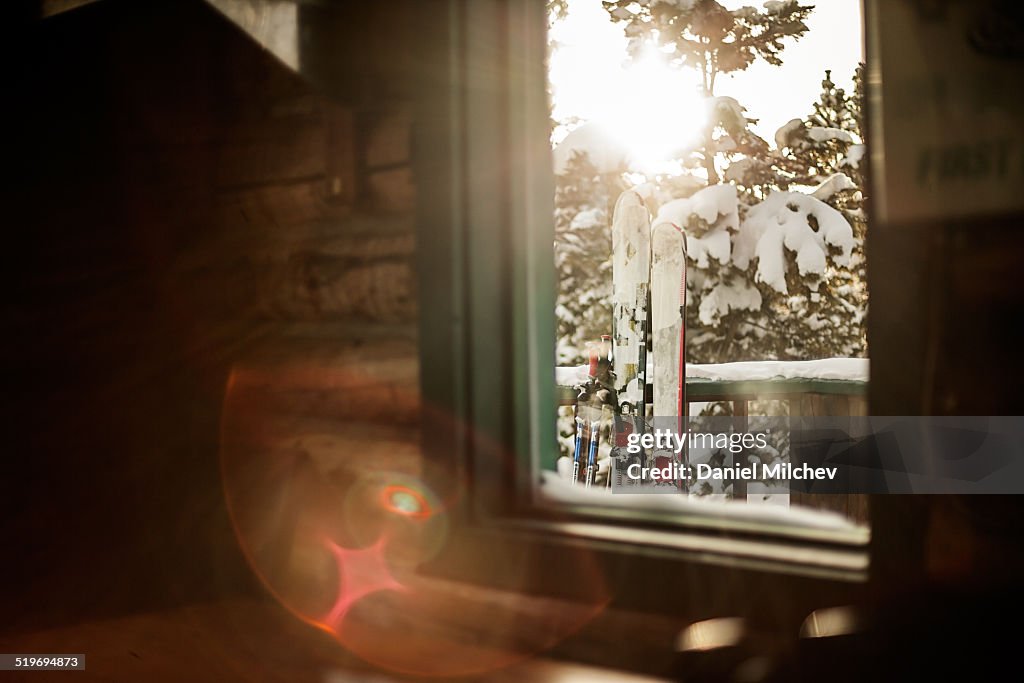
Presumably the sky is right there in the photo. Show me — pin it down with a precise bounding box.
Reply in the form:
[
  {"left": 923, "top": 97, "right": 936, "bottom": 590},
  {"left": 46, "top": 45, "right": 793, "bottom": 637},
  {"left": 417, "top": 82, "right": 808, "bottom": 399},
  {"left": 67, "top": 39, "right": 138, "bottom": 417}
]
[{"left": 548, "top": 0, "right": 864, "bottom": 160}]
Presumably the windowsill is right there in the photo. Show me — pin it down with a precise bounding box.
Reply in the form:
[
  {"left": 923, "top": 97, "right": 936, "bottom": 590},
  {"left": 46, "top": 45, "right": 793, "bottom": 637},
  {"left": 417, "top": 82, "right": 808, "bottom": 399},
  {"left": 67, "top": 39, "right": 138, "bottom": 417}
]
[
  {"left": 536, "top": 472, "right": 866, "bottom": 539},
  {"left": 440, "top": 506, "right": 868, "bottom": 596},
  {"left": 498, "top": 516, "right": 868, "bottom": 582}
]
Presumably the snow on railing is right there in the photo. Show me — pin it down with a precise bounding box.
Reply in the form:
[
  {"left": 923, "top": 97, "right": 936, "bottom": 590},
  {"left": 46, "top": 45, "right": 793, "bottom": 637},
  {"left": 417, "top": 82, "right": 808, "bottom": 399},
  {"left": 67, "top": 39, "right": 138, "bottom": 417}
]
[{"left": 557, "top": 357, "right": 868, "bottom": 389}]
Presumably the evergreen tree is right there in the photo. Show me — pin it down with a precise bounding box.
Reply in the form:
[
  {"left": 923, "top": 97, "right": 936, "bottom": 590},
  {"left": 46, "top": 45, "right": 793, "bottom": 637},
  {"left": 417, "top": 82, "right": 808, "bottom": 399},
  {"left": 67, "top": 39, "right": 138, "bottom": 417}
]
[
  {"left": 764, "top": 67, "right": 867, "bottom": 359},
  {"left": 547, "top": 0, "right": 570, "bottom": 25},
  {"left": 700, "top": 67, "right": 867, "bottom": 360},
  {"left": 598, "top": 1, "right": 845, "bottom": 365},
  {"left": 631, "top": 67, "right": 869, "bottom": 363},
  {"left": 554, "top": 151, "right": 629, "bottom": 364}
]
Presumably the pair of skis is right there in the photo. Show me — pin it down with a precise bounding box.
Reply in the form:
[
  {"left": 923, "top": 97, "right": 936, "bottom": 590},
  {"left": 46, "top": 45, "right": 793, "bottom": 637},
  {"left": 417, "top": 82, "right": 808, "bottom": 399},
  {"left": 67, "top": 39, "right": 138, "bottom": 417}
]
[
  {"left": 568, "top": 189, "right": 688, "bottom": 491},
  {"left": 609, "top": 190, "right": 688, "bottom": 490}
]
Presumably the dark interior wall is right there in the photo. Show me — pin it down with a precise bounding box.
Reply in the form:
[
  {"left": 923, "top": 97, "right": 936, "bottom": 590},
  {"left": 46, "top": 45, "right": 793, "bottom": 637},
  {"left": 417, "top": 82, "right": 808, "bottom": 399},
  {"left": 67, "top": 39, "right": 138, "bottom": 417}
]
[
  {"left": 3, "top": 0, "right": 419, "bottom": 631},
  {"left": 868, "top": 216, "right": 1024, "bottom": 589},
  {"left": 868, "top": 220, "right": 1024, "bottom": 417},
  {"left": 866, "top": 126, "right": 1024, "bottom": 587}
]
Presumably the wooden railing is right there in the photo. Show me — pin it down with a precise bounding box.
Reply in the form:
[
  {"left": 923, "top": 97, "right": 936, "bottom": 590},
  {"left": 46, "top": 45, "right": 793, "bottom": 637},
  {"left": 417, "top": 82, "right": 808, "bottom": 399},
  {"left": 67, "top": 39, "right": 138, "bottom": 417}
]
[
  {"left": 557, "top": 364, "right": 867, "bottom": 414},
  {"left": 556, "top": 362, "right": 869, "bottom": 521}
]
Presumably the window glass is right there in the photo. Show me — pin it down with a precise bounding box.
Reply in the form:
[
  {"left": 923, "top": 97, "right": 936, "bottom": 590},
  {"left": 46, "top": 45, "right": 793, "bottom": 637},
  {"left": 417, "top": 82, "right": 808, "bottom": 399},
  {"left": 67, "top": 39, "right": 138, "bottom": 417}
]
[{"left": 544, "top": 0, "right": 869, "bottom": 537}]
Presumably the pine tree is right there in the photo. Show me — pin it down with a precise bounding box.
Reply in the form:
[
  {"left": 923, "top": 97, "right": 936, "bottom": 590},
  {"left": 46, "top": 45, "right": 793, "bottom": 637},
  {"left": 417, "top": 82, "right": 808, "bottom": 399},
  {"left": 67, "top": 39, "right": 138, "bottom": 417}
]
[
  {"left": 619, "top": 67, "right": 870, "bottom": 364},
  {"left": 547, "top": 0, "right": 569, "bottom": 25},
  {"left": 599, "top": 1, "right": 829, "bottom": 365},
  {"left": 729, "top": 67, "right": 869, "bottom": 360},
  {"left": 553, "top": 150, "right": 629, "bottom": 459},
  {"left": 554, "top": 151, "right": 629, "bottom": 364},
  {"left": 793, "top": 67, "right": 867, "bottom": 358}
]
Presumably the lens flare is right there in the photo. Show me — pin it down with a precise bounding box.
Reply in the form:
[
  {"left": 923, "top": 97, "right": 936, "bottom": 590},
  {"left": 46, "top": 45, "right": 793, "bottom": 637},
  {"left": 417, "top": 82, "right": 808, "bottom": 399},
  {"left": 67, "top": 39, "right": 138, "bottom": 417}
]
[
  {"left": 380, "top": 485, "right": 430, "bottom": 518},
  {"left": 220, "top": 363, "right": 610, "bottom": 677},
  {"left": 321, "top": 536, "right": 406, "bottom": 629}
]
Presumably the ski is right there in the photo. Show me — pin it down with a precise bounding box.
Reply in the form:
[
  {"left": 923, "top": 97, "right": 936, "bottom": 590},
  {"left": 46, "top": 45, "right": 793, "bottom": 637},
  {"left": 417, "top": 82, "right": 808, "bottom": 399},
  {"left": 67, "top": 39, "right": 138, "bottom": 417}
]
[
  {"left": 611, "top": 190, "right": 651, "bottom": 421},
  {"left": 610, "top": 190, "right": 651, "bottom": 488},
  {"left": 651, "top": 220, "right": 688, "bottom": 490}
]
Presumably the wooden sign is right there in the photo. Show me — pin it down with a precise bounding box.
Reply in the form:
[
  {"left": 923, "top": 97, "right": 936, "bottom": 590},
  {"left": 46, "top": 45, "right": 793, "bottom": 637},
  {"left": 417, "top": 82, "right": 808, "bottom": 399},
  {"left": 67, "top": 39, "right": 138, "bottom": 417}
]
[{"left": 868, "top": 0, "right": 1024, "bottom": 223}]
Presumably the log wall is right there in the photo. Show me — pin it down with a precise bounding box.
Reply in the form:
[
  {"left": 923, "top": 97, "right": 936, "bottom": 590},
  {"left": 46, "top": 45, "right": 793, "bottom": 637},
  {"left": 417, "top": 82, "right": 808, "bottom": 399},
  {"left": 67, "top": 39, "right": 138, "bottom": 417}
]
[{"left": 3, "top": 0, "right": 419, "bottom": 630}]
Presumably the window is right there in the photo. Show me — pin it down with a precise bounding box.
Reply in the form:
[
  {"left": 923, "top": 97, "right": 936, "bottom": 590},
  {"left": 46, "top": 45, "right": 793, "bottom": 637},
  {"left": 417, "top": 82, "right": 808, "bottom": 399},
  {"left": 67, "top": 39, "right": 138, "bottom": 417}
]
[
  {"left": 415, "top": 0, "right": 868, "bottom": 613},
  {"left": 542, "top": 0, "right": 870, "bottom": 542}
]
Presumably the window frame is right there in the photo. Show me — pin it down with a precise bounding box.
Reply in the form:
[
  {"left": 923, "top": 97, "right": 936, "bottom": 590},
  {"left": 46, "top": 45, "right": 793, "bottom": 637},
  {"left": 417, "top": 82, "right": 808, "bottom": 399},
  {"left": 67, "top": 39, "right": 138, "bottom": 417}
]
[{"left": 413, "top": 0, "right": 887, "bottom": 621}]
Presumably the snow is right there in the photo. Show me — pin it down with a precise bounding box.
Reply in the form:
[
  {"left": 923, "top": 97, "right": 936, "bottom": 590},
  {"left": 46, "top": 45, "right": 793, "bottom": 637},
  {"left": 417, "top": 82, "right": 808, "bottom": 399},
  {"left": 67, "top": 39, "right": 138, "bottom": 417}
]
[
  {"left": 775, "top": 122, "right": 856, "bottom": 153},
  {"left": 811, "top": 173, "right": 857, "bottom": 201},
  {"left": 724, "top": 158, "right": 753, "bottom": 184},
  {"left": 808, "top": 126, "right": 854, "bottom": 144},
  {"left": 698, "top": 280, "right": 763, "bottom": 325},
  {"left": 556, "top": 365, "right": 587, "bottom": 387},
  {"left": 557, "top": 357, "right": 869, "bottom": 386},
  {"left": 763, "top": 0, "right": 786, "bottom": 13},
  {"left": 650, "top": 184, "right": 855, "bottom": 299},
  {"left": 804, "top": 313, "right": 828, "bottom": 330},
  {"left": 652, "top": 0, "right": 697, "bottom": 9},
  {"left": 686, "top": 357, "right": 869, "bottom": 382},
  {"left": 841, "top": 144, "right": 866, "bottom": 169},
  {"left": 552, "top": 122, "right": 630, "bottom": 174},
  {"left": 774, "top": 118, "right": 803, "bottom": 150},
  {"left": 688, "top": 228, "right": 733, "bottom": 270},
  {"left": 654, "top": 184, "right": 739, "bottom": 269},
  {"left": 735, "top": 191, "right": 855, "bottom": 294},
  {"left": 630, "top": 181, "right": 690, "bottom": 215},
  {"left": 656, "top": 184, "right": 739, "bottom": 230},
  {"left": 712, "top": 95, "right": 745, "bottom": 118},
  {"left": 570, "top": 207, "right": 604, "bottom": 230},
  {"left": 711, "top": 96, "right": 746, "bottom": 126},
  {"left": 715, "top": 135, "right": 737, "bottom": 152},
  {"left": 631, "top": 182, "right": 658, "bottom": 202}
]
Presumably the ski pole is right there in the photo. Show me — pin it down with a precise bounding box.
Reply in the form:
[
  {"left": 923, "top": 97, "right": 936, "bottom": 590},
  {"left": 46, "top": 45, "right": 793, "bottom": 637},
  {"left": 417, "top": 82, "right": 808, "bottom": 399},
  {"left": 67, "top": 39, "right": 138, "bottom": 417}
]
[
  {"left": 571, "top": 416, "right": 585, "bottom": 485},
  {"left": 584, "top": 417, "right": 600, "bottom": 488}
]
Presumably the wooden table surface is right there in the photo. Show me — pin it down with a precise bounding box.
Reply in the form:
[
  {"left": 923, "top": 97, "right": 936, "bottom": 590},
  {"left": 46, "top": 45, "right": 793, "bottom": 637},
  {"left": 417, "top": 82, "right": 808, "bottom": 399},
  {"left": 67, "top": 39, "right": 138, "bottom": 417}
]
[{"left": 0, "top": 593, "right": 675, "bottom": 682}]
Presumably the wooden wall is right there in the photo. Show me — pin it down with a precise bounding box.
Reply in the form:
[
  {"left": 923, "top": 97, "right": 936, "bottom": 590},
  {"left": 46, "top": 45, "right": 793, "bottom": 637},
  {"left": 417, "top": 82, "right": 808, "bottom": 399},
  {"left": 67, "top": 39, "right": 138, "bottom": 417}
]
[{"left": 3, "top": 0, "right": 420, "bottom": 631}]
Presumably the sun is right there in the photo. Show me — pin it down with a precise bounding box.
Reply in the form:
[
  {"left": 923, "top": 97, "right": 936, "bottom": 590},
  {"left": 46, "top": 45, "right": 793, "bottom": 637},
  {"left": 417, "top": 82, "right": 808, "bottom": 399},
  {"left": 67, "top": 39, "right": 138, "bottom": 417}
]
[
  {"left": 548, "top": 0, "right": 864, "bottom": 167},
  {"left": 592, "top": 53, "right": 707, "bottom": 172},
  {"left": 548, "top": 1, "right": 706, "bottom": 173}
]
